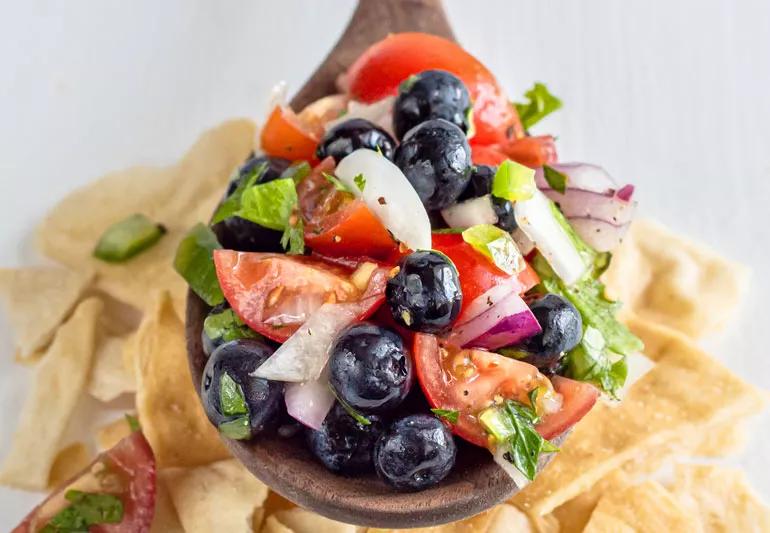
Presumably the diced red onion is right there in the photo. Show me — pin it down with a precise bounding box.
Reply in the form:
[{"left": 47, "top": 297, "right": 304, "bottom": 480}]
[
  {"left": 440, "top": 194, "right": 498, "bottom": 228},
  {"left": 616, "top": 184, "right": 635, "bottom": 202},
  {"left": 457, "top": 279, "right": 523, "bottom": 326},
  {"left": 284, "top": 367, "right": 335, "bottom": 430},
  {"left": 544, "top": 188, "right": 636, "bottom": 226},
  {"left": 567, "top": 217, "right": 632, "bottom": 253},
  {"left": 448, "top": 291, "right": 541, "bottom": 350},
  {"left": 535, "top": 162, "right": 618, "bottom": 195}
]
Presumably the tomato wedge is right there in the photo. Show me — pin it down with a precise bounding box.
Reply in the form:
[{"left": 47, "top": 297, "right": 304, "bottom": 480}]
[
  {"left": 537, "top": 376, "right": 600, "bottom": 440},
  {"left": 497, "top": 135, "right": 558, "bottom": 168},
  {"left": 298, "top": 158, "right": 397, "bottom": 259},
  {"left": 214, "top": 251, "right": 387, "bottom": 343},
  {"left": 14, "top": 431, "right": 156, "bottom": 533},
  {"left": 345, "top": 32, "right": 523, "bottom": 145},
  {"left": 431, "top": 233, "right": 539, "bottom": 320},
  {"left": 260, "top": 105, "right": 319, "bottom": 162},
  {"left": 471, "top": 145, "right": 509, "bottom": 166}
]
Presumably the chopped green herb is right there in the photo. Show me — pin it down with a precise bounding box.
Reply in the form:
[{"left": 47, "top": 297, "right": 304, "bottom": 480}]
[
  {"left": 218, "top": 416, "right": 250, "bottom": 440},
  {"left": 281, "top": 217, "right": 305, "bottom": 255},
  {"left": 465, "top": 106, "right": 476, "bottom": 139},
  {"left": 237, "top": 178, "right": 298, "bottom": 231},
  {"left": 173, "top": 223, "right": 224, "bottom": 306},
  {"left": 203, "top": 307, "right": 260, "bottom": 344},
  {"left": 542, "top": 165, "right": 569, "bottom": 194},
  {"left": 280, "top": 161, "right": 311, "bottom": 185},
  {"left": 219, "top": 372, "right": 248, "bottom": 417},
  {"left": 93, "top": 214, "right": 166, "bottom": 263},
  {"left": 566, "top": 326, "right": 628, "bottom": 398},
  {"left": 124, "top": 414, "right": 140, "bottom": 432},
  {"left": 329, "top": 385, "right": 371, "bottom": 426},
  {"left": 513, "top": 82, "right": 563, "bottom": 130},
  {"left": 322, "top": 172, "right": 353, "bottom": 193},
  {"left": 42, "top": 490, "right": 124, "bottom": 532},
  {"left": 431, "top": 408, "right": 459, "bottom": 424},
  {"left": 353, "top": 173, "right": 366, "bottom": 192},
  {"left": 479, "top": 397, "right": 558, "bottom": 481},
  {"left": 462, "top": 224, "right": 523, "bottom": 275},
  {"left": 492, "top": 160, "right": 537, "bottom": 202},
  {"left": 432, "top": 227, "right": 467, "bottom": 234},
  {"left": 211, "top": 162, "right": 268, "bottom": 224},
  {"left": 399, "top": 74, "right": 420, "bottom": 93}
]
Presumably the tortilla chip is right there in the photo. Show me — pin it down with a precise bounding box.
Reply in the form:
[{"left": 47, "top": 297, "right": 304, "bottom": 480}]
[
  {"left": 151, "top": 476, "right": 185, "bottom": 533},
  {"left": 48, "top": 441, "right": 91, "bottom": 488},
  {"left": 373, "top": 503, "right": 535, "bottom": 533},
  {"left": 87, "top": 334, "right": 135, "bottom": 402},
  {"left": 134, "top": 291, "right": 229, "bottom": 467},
  {"left": 0, "top": 266, "right": 94, "bottom": 362},
  {"left": 694, "top": 419, "right": 749, "bottom": 457},
  {"left": 36, "top": 119, "right": 256, "bottom": 318},
  {"left": 552, "top": 471, "right": 631, "bottom": 533},
  {"left": 0, "top": 297, "right": 102, "bottom": 490},
  {"left": 668, "top": 463, "right": 770, "bottom": 532},
  {"left": 602, "top": 219, "right": 749, "bottom": 339},
  {"left": 511, "top": 326, "right": 765, "bottom": 516},
  {"left": 162, "top": 459, "right": 268, "bottom": 533},
  {"left": 584, "top": 480, "right": 701, "bottom": 532},
  {"left": 95, "top": 415, "right": 134, "bottom": 451},
  {"left": 266, "top": 508, "right": 358, "bottom": 533}
]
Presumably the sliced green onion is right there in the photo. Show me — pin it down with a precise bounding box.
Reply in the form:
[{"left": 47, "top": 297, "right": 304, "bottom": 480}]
[
  {"left": 93, "top": 214, "right": 166, "bottom": 262},
  {"left": 492, "top": 160, "right": 537, "bottom": 202}
]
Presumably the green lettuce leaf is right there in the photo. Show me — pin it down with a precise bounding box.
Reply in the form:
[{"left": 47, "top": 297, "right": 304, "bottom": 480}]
[
  {"left": 211, "top": 162, "right": 268, "bottom": 224},
  {"left": 173, "top": 223, "right": 224, "bottom": 306},
  {"left": 514, "top": 82, "right": 563, "bottom": 130},
  {"left": 203, "top": 307, "right": 260, "bottom": 345},
  {"left": 566, "top": 326, "right": 628, "bottom": 398}
]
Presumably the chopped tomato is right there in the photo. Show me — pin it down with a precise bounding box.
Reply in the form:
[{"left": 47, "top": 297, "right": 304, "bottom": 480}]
[
  {"left": 260, "top": 105, "right": 319, "bottom": 162},
  {"left": 497, "top": 135, "right": 558, "bottom": 168},
  {"left": 298, "top": 158, "right": 397, "bottom": 259},
  {"left": 214, "top": 251, "right": 387, "bottom": 343},
  {"left": 537, "top": 376, "right": 599, "bottom": 440},
  {"left": 471, "top": 145, "right": 509, "bottom": 166},
  {"left": 431, "top": 233, "right": 539, "bottom": 320},
  {"left": 345, "top": 33, "right": 523, "bottom": 145},
  {"left": 14, "top": 431, "right": 156, "bottom": 533},
  {"left": 413, "top": 334, "right": 553, "bottom": 448}
]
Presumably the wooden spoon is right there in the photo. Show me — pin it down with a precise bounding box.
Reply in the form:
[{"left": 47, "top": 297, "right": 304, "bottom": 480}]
[{"left": 187, "top": 0, "right": 560, "bottom": 527}]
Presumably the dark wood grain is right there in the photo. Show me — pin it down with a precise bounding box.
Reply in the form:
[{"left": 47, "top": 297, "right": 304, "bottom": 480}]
[{"left": 186, "top": 0, "right": 561, "bottom": 527}]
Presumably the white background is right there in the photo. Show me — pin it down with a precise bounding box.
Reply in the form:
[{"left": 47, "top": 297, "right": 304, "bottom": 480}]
[{"left": 1, "top": 0, "right": 768, "bottom": 525}]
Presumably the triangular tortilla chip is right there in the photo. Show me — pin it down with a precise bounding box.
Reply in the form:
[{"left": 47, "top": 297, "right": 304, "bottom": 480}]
[
  {"left": 551, "top": 470, "right": 631, "bottom": 533},
  {"left": 95, "top": 415, "right": 135, "bottom": 451},
  {"left": 602, "top": 219, "right": 749, "bottom": 339},
  {"left": 668, "top": 464, "right": 770, "bottom": 533},
  {"left": 133, "top": 291, "right": 229, "bottom": 467},
  {"left": 511, "top": 325, "right": 765, "bottom": 516},
  {"left": 162, "top": 459, "right": 268, "bottom": 533},
  {"left": 266, "top": 508, "right": 357, "bottom": 533},
  {"left": 151, "top": 476, "right": 185, "bottom": 533},
  {"left": 0, "top": 297, "right": 102, "bottom": 490},
  {"left": 584, "top": 480, "right": 701, "bottom": 533},
  {"left": 87, "top": 334, "right": 135, "bottom": 402},
  {"left": 0, "top": 266, "right": 94, "bottom": 362},
  {"left": 371, "top": 503, "right": 535, "bottom": 533},
  {"left": 48, "top": 441, "right": 91, "bottom": 488},
  {"left": 36, "top": 120, "right": 255, "bottom": 317}
]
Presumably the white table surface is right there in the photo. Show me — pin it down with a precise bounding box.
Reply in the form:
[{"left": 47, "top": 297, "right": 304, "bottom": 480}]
[{"left": 1, "top": 0, "right": 768, "bottom": 525}]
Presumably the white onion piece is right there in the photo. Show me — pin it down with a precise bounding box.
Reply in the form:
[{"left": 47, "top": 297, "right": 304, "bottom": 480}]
[
  {"left": 448, "top": 291, "right": 541, "bottom": 350},
  {"left": 514, "top": 190, "right": 587, "bottom": 285},
  {"left": 284, "top": 366, "right": 335, "bottom": 430},
  {"left": 336, "top": 149, "right": 432, "bottom": 251},
  {"left": 440, "top": 194, "right": 498, "bottom": 228},
  {"left": 493, "top": 446, "right": 531, "bottom": 489},
  {"left": 325, "top": 96, "right": 396, "bottom": 137},
  {"left": 568, "top": 217, "right": 631, "bottom": 252},
  {"left": 252, "top": 298, "right": 370, "bottom": 382},
  {"left": 543, "top": 188, "right": 636, "bottom": 226},
  {"left": 535, "top": 162, "right": 617, "bottom": 195},
  {"left": 511, "top": 228, "right": 535, "bottom": 256}
]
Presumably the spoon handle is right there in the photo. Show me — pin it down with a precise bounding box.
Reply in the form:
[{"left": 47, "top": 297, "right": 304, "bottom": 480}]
[{"left": 290, "top": 0, "right": 455, "bottom": 110}]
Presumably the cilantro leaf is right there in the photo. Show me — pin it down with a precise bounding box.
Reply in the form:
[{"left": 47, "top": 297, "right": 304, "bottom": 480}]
[
  {"left": 329, "top": 385, "right": 371, "bottom": 426},
  {"left": 542, "top": 165, "right": 569, "bottom": 194},
  {"left": 93, "top": 214, "right": 166, "bottom": 263},
  {"left": 431, "top": 408, "right": 459, "bottom": 424},
  {"left": 566, "top": 326, "right": 628, "bottom": 398},
  {"left": 280, "top": 161, "right": 311, "bottom": 185},
  {"left": 173, "top": 223, "right": 224, "bottom": 306},
  {"left": 322, "top": 172, "right": 353, "bottom": 193},
  {"left": 211, "top": 162, "right": 268, "bottom": 224},
  {"left": 280, "top": 217, "right": 305, "bottom": 255},
  {"left": 462, "top": 224, "right": 524, "bottom": 275},
  {"left": 203, "top": 307, "right": 260, "bottom": 345},
  {"left": 124, "top": 414, "right": 140, "bottom": 432},
  {"left": 492, "top": 160, "right": 536, "bottom": 202},
  {"left": 42, "top": 490, "right": 124, "bottom": 532},
  {"left": 514, "top": 82, "right": 563, "bottom": 130},
  {"left": 219, "top": 372, "right": 248, "bottom": 416},
  {"left": 237, "top": 178, "right": 298, "bottom": 231},
  {"left": 353, "top": 173, "right": 366, "bottom": 192},
  {"left": 218, "top": 416, "right": 251, "bottom": 440}
]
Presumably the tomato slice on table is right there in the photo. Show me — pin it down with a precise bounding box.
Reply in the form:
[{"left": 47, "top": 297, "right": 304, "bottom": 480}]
[
  {"left": 214, "top": 251, "right": 387, "bottom": 343},
  {"left": 260, "top": 105, "right": 320, "bottom": 162},
  {"left": 298, "top": 158, "right": 397, "bottom": 259},
  {"left": 345, "top": 32, "right": 524, "bottom": 145},
  {"left": 431, "top": 233, "right": 539, "bottom": 320},
  {"left": 14, "top": 431, "right": 156, "bottom": 533}
]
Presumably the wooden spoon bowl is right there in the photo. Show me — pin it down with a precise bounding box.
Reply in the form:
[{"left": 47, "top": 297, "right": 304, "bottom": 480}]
[{"left": 186, "top": 0, "right": 560, "bottom": 527}]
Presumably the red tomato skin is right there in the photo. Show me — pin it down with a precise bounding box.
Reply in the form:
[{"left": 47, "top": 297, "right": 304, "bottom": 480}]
[
  {"left": 345, "top": 33, "right": 523, "bottom": 145},
  {"left": 498, "top": 135, "right": 558, "bottom": 168},
  {"left": 260, "top": 105, "right": 319, "bottom": 162},
  {"left": 471, "top": 145, "right": 509, "bottom": 166},
  {"left": 13, "top": 432, "right": 156, "bottom": 533},
  {"left": 536, "top": 376, "right": 599, "bottom": 440}
]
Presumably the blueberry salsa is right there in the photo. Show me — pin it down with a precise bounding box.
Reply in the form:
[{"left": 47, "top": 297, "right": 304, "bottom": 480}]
[{"left": 179, "top": 32, "right": 642, "bottom": 492}]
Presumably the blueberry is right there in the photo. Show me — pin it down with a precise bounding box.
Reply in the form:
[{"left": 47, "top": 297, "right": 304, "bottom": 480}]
[
  {"left": 306, "top": 403, "right": 384, "bottom": 474},
  {"left": 329, "top": 323, "right": 413, "bottom": 414},
  {"left": 519, "top": 294, "right": 583, "bottom": 373},
  {"left": 374, "top": 414, "right": 456, "bottom": 491},
  {"left": 213, "top": 155, "right": 292, "bottom": 253},
  {"left": 316, "top": 118, "right": 396, "bottom": 163},
  {"left": 458, "top": 164, "right": 517, "bottom": 232},
  {"left": 201, "top": 339, "right": 284, "bottom": 440},
  {"left": 393, "top": 70, "right": 471, "bottom": 140},
  {"left": 201, "top": 303, "right": 260, "bottom": 357},
  {"left": 394, "top": 119, "right": 472, "bottom": 210},
  {"left": 386, "top": 251, "right": 462, "bottom": 334}
]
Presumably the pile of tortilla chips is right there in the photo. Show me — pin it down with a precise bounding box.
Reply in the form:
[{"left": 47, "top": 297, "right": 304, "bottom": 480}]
[{"left": 1, "top": 120, "right": 768, "bottom": 532}]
